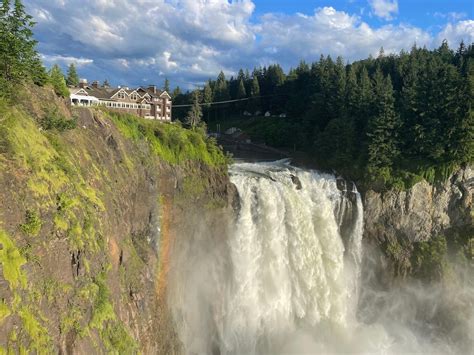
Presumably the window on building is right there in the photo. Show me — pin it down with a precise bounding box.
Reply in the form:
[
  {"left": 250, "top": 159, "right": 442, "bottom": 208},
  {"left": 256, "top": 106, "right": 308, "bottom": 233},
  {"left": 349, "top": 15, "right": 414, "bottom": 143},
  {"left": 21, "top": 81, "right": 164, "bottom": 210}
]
[
  {"left": 131, "top": 93, "right": 137, "bottom": 100},
  {"left": 117, "top": 91, "right": 126, "bottom": 99}
]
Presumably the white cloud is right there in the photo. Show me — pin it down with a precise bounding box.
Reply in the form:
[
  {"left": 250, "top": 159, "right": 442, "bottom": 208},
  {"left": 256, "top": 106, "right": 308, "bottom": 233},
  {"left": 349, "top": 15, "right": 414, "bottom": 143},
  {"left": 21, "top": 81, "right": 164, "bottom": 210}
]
[
  {"left": 433, "top": 12, "right": 467, "bottom": 22},
  {"left": 257, "top": 7, "right": 430, "bottom": 63},
  {"left": 368, "top": 0, "right": 398, "bottom": 20},
  {"left": 24, "top": 1, "right": 472, "bottom": 89},
  {"left": 32, "top": 8, "right": 54, "bottom": 23},
  {"left": 436, "top": 20, "right": 474, "bottom": 47},
  {"left": 40, "top": 54, "right": 94, "bottom": 67}
]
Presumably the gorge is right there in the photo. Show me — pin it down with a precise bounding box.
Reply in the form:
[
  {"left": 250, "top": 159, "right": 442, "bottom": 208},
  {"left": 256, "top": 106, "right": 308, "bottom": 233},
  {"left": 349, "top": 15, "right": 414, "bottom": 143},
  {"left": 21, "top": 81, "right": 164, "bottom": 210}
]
[
  {"left": 169, "top": 161, "right": 473, "bottom": 355},
  {"left": 0, "top": 97, "right": 472, "bottom": 354}
]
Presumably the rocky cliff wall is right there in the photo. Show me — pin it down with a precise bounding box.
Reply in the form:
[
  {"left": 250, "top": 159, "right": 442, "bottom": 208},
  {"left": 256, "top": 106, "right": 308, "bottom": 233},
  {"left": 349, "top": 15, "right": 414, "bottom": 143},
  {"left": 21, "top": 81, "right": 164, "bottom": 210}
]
[
  {"left": 0, "top": 89, "right": 233, "bottom": 354},
  {"left": 364, "top": 166, "right": 473, "bottom": 242},
  {"left": 362, "top": 165, "right": 473, "bottom": 277}
]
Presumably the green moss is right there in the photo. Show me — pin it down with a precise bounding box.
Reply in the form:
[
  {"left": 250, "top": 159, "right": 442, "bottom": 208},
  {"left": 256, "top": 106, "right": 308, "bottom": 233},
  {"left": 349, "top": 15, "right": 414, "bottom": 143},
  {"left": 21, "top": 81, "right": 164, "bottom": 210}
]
[
  {"left": 0, "top": 102, "right": 69, "bottom": 201},
  {"left": 41, "top": 277, "right": 72, "bottom": 304},
  {"left": 53, "top": 213, "right": 69, "bottom": 232},
  {"left": 89, "top": 273, "right": 116, "bottom": 331},
  {"left": 119, "top": 238, "right": 146, "bottom": 297},
  {"left": 60, "top": 306, "right": 85, "bottom": 337},
  {"left": 77, "top": 184, "right": 105, "bottom": 212},
  {"left": 83, "top": 272, "right": 138, "bottom": 353},
  {"left": 101, "top": 323, "right": 138, "bottom": 354},
  {"left": 20, "top": 210, "right": 42, "bottom": 237},
  {"left": 0, "top": 229, "right": 27, "bottom": 290},
  {"left": 0, "top": 300, "right": 11, "bottom": 324},
  {"left": 18, "top": 307, "right": 52, "bottom": 352}
]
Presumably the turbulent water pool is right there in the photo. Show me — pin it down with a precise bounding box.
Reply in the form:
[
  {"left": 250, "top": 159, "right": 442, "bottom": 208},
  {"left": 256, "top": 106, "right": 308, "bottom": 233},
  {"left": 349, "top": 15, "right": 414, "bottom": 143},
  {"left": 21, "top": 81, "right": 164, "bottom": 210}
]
[{"left": 168, "top": 161, "right": 473, "bottom": 355}]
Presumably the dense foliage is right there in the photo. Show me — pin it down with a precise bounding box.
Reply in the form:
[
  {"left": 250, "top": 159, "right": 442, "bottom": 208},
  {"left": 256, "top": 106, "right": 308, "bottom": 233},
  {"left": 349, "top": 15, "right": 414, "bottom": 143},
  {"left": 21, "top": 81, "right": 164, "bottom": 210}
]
[
  {"left": 66, "top": 63, "right": 79, "bottom": 87},
  {"left": 49, "top": 64, "right": 69, "bottom": 97},
  {"left": 175, "top": 43, "right": 474, "bottom": 188},
  {"left": 0, "top": 0, "right": 47, "bottom": 92},
  {"left": 107, "top": 111, "right": 230, "bottom": 167}
]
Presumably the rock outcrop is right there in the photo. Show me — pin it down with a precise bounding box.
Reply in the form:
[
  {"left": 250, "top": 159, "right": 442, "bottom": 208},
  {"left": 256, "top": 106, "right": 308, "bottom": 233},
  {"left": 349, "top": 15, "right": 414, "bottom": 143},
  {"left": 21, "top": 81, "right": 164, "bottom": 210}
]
[{"left": 363, "top": 166, "right": 473, "bottom": 244}]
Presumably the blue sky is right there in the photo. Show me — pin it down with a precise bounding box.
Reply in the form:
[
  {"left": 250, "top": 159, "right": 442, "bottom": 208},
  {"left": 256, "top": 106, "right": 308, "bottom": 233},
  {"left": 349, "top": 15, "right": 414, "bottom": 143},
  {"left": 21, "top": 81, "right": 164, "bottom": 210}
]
[
  {"left": 252, "top": 0, "right": 473, "bottom": 28},
  {"left": 24, "top": 0, "right": 473, "bottom": 90}
]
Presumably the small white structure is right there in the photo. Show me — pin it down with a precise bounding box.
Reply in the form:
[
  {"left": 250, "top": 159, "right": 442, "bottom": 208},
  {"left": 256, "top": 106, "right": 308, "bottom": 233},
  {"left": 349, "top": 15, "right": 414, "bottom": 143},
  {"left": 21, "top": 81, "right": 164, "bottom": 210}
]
[
  {"left": 70, "top": 89, "right": 99, "bottom": 106},
  {"left": 264, "top": 111, "right": 271, "bottom": 117},
  {"left": 279, "top": 113, "right": 287, "bottom": 118},
  {"left": 243, "top": 111, "right": 252, "bottom": 116},
  {"left": 225, "top": 127, "right": 241, "bottom": 135}
]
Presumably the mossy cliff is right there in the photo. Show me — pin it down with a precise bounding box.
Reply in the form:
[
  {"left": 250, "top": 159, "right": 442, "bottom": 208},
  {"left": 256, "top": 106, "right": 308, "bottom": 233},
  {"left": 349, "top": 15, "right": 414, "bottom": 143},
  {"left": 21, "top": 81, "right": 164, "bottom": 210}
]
[{"left": 0, "top": 87, "right": 234, "bottom": 354}]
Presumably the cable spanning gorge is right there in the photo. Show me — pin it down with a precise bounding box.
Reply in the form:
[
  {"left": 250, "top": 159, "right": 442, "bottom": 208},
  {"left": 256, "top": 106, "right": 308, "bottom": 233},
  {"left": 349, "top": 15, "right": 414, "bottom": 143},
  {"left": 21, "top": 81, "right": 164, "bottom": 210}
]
[{"left": 168, "top": 161, "right": 473, "bottom": 355}]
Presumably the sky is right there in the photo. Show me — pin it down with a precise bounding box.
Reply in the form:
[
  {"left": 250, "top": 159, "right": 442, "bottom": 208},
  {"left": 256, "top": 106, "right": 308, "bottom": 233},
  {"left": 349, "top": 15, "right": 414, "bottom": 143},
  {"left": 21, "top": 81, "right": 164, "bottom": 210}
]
[{"left": 24, "top": 0, "right": 474, "bottom": 90}]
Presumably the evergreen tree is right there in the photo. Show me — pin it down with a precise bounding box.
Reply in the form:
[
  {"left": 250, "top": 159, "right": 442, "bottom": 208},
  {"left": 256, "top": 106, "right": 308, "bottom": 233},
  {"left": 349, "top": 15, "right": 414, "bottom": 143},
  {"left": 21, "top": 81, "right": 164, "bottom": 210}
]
[
  {"left": 449, "top": 57, "right": 474, "bottom": 163},
  {"left": 400, "top": 54, "right": 421, "bottom": 158},
  {"left": 415, "top": 56, "right": 447, "bottom": 161},
  {"left": 66, "top": 63, "right": 79, "bottom": 87},
  {"left": 237, "top": 78, "right": 246, "bottom": 111},
  {"left": 0, "top": 0, "right": 41, "bottom": 87},
  {"left": 367, "top": 70, "right": 400, "bottom": 179},
  {"left": 203, "top": 80, "right": 213, "bottom": 120},
  {"left": 346, "top": 65, "right": 360, "bottom": 118},
  {"left": 213, "top": 71, "right": 229, "bottom": 119},
  {"left": 163, "top": 78, "right": 170, "bottom": 92},
  {"left": 172, "top": 86, "right": 182, "bottom": 99},
  {"left": 30, "top": 56, "right": 48, "bottom": 86},
  {"left": 356, "top": 66, "right": 373, "bottom": 144},
  {"left": 316, "top": 117, "right": 355, "bottom": 172},
  {"left": 203, "top": 81, "right": 213, "bottom": 107},
  {"left": 102, "top": 79, "right": 110, "bottom": 88},
  {"left": 214, "top": 71, "right": 229, "bottom": 101},
  {"left": 247, "top": 75, "right": 260, "bottom": 113},
  {"left": 330, "top": 56, "right": 347, "bottom": 119},
  {"left": 192, "top": 43, "right": 472, "bottom": 188},
  {"left": 49, "top": 64, "right": 69, "bottom": 97},
  {"left": 185, "top": 90, "right": 203, "bottom": 129}
]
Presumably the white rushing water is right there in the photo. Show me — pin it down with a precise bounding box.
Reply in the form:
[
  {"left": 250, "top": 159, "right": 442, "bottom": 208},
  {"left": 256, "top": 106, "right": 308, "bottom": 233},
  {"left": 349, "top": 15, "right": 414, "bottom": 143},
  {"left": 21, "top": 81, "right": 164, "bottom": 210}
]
[{"left": 169, "top": 161, "right": 472, "bottom": 355}]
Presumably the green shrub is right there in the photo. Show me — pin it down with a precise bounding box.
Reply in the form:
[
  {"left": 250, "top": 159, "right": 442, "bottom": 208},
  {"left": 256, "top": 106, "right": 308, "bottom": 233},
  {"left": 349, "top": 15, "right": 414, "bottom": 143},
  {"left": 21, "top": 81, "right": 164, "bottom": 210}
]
[
  {"left": 40, "top": 108, "right": 77, "bottom": 131},
  {"left": 20, "top": 210, "right": 42, "bottom": 237},
  {"left": 411, "top": 235, "right": 449, "bottom": 281}
]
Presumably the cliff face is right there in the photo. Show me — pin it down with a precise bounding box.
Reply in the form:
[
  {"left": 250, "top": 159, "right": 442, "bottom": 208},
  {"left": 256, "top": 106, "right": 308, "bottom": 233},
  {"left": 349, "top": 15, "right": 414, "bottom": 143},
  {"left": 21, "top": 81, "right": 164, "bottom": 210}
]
[
  {"left": 0, "top": 89, "right": 233, "bottom": 354},
  {"left": 364, "top": 166, "right": 473, "bottom": 242},
  {"left": 362, "top": 166, "right": 473, "bottom": 276},
  {"left": 358, "top": 167, "right": 473, "bottom": 353}
]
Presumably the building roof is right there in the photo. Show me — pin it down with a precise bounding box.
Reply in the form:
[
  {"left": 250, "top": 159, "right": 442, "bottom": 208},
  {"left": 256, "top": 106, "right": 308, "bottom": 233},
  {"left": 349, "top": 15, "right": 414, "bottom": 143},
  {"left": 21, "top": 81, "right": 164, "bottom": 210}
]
[{"left": 70, "top": 84, "right": 172, "bottom": 102}]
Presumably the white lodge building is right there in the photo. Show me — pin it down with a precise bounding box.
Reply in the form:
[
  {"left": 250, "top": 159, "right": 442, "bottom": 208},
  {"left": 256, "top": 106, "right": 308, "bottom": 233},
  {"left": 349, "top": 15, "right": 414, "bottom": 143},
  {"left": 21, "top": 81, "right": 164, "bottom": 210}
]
[{"left": 69, "top": 80, "right": 172, "bottom": 121}]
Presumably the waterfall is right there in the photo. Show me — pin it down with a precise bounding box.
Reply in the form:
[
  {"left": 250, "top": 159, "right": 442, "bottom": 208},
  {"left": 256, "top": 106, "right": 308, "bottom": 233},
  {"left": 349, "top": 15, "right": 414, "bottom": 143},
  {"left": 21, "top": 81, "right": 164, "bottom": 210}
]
[
  {"left": 168, "top": 161, "right": 470, "bottom": 355},
  {"left": 222, "top": 162, "right": 363, "bottom": 354}
]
